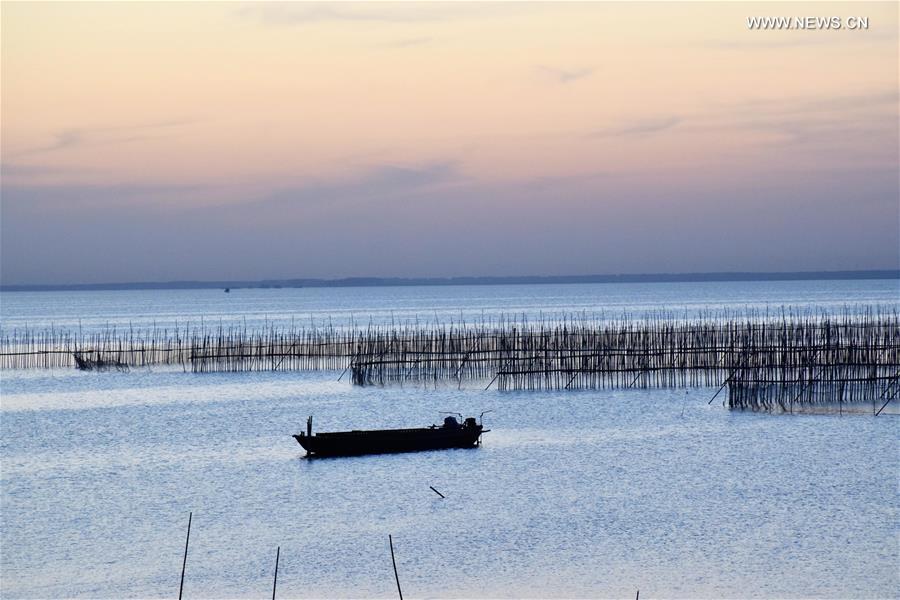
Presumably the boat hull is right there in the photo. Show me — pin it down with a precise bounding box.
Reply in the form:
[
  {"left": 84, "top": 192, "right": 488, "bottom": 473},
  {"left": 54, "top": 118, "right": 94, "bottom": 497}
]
[{"left": 293, "top": 426, "right": 484, "bottom": 457}]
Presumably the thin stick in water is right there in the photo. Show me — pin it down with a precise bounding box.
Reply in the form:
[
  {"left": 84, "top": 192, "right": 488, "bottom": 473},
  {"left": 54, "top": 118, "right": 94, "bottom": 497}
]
[
  {"left": 272, "top": 546, "right": 280, "bottom": 600},
  {"left": 179, "top": 512, "right": 192, "bottom": 600},
  {"left": 389, "top": 534, "right": 403, "bottom": 600}
]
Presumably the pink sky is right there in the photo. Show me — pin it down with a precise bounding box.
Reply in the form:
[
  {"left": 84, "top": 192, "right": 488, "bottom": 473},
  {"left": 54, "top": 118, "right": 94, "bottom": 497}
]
[{"left": 2, "top": 2, "right": 898, "bottom": 284}]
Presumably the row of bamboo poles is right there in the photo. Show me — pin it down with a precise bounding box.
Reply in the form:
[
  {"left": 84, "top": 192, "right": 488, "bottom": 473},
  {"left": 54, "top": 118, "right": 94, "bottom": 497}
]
[
  {"left": 0, "top": 309, "right": 785, "bottom": 370},
  {"left": 348, "top": 313, "right": 899, "bottom": 385},
  {"left": 2, "top": 309, "right": 898, "bottom": 410},
  {"left": 726, "top": 367, "right": 899, "bottom": 413},
  {"left": 0, "top": 323, "right": 359, "bottom": 372}
]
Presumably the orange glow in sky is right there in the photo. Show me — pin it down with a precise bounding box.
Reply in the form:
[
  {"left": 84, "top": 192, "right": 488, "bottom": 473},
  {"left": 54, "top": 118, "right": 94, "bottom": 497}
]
[{"left": 2, "top": 2, "right": 898, "bottom": 284}]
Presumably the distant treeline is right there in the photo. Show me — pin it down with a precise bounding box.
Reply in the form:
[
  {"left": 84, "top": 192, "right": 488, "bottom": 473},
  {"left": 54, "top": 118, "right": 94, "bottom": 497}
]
[{"left": 1, "top": 270, "right": 898, "bottom": 292}]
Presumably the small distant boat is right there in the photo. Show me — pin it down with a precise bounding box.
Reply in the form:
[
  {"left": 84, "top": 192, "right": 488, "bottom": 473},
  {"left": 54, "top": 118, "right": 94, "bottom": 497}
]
[
  {"left": 294, "top": 414, "right": 489, "bottom": 457},
  {"left": 72, "top": 352, "right": 128, "bottom": 372}
]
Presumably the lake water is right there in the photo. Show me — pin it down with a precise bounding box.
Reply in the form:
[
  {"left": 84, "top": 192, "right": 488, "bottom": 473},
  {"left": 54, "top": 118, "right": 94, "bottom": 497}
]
[
  {"left": 3, "top": 279, "right": 900, "bottom": 334},
  {"left": 1, "top": 280, "right": 898, "bottom": 598}
]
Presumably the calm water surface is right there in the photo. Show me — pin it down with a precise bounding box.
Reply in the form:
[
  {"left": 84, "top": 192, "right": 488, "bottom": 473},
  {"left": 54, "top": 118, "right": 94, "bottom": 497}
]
[
  {"left": 1, "top": 281, "right": 898, "bottom": 598},
  {"left": 3, "top": 279, "right": 899, "bottom": 333}
]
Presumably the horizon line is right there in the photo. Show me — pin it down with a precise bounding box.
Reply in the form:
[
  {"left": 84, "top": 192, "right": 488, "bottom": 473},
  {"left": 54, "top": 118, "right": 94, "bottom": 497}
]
[{"left": 1, "top": 269, "right": 898, "bottom": 293}]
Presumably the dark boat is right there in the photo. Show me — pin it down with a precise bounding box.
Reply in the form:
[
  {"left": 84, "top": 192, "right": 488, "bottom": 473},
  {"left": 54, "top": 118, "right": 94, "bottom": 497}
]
[
  {"left": 72, "top": 352, "right": 128, "bottom": 372},
  {"left": 294, "top": 414, "right": 489, "bottom": 457}
]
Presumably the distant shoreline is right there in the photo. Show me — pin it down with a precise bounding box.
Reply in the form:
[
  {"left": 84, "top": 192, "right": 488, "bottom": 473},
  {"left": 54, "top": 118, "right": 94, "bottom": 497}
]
[{"left": 1, "top": 270, "right": 897, "bottom": 292}]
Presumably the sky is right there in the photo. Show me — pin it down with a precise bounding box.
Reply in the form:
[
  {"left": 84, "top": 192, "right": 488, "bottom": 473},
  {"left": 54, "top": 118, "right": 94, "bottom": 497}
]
[{"left": 1, "top": 1, "right": 898, "bottom": 285}]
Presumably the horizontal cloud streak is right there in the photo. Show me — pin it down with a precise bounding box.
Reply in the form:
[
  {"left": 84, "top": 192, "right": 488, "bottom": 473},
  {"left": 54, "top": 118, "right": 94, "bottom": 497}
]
[
  {"left": 537, "top": 65, "right": 595, "bottom": 84},
  {"left": 589, "top": 116, "right": 682, "bottom": 138},
  {"left": 236, "top": 2, "right": 524, "bottom": 26},
  {"left": 247, "top": 162, "right": 463, "bottom": 209},
  {"left": 705, "top": 31, "right": 899, "bottom": 50},
  {"left": 375, "top": 37, "right": 434, "bottom": 49},
  {"left": 1, "top": 162, "right": 73, "bottom": 177},
  {"left": 727, "top": 90, "right": 899, "bottom": 116},
  {"left": 9, "top": 118, "right": 200, "bottom": 158}
]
